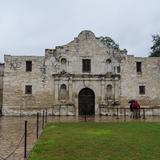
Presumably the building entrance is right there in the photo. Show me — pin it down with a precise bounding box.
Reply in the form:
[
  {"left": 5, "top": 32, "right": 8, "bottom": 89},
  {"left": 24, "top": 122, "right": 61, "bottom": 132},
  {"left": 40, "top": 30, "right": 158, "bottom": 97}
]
[{"left": 78, "top": 88, "right": 95, "bottom": 115}]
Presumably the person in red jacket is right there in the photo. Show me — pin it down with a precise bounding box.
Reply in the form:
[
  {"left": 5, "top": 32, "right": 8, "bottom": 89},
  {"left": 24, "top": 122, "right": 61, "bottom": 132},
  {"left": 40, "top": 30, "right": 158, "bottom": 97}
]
[{"left": 134, "top": 101, "right": 141, "bottom": 118}]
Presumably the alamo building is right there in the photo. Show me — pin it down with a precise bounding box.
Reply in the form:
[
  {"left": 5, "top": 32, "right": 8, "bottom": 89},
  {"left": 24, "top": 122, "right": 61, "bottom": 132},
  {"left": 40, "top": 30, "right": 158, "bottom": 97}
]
[{"left": 0, "top": 30, "right": 160, "bottom": 116}]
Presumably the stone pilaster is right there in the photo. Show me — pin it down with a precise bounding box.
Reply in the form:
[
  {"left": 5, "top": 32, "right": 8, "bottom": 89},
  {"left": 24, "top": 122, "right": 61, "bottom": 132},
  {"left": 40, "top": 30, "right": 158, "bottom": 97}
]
[
  {"left": 69, "top": 77, "right": 73, "bottom": 103},
  {"left": 101, "top": 77, "right": 105, "bottom": 103},
  {"left": 54, "top": 78, "right": 59, "bottom": 104}
]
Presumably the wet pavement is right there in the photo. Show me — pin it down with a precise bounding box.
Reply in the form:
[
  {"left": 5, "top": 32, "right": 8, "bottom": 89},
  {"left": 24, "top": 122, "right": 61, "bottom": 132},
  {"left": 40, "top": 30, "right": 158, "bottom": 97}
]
[
  {"left": 0, "top": 115, "right": 160, "bottom": 160},
  {"left": 0, "top": 116, "right": 39, "bottom": 160}
]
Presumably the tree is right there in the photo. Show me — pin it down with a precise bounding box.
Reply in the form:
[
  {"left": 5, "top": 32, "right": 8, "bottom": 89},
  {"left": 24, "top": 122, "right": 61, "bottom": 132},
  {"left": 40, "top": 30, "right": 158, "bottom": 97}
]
[
  {"left": 149, "top": 34, "right": 160, "bottom": 57},
  {"left": 98, "top": 36, "right": 119, "bottom": 50}
]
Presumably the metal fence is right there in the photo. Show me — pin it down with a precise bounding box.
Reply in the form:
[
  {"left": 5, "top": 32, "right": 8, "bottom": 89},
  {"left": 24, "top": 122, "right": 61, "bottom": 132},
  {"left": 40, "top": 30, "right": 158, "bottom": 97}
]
[{"left": 0, "top": 111, "right": 48, "bottom": 160}]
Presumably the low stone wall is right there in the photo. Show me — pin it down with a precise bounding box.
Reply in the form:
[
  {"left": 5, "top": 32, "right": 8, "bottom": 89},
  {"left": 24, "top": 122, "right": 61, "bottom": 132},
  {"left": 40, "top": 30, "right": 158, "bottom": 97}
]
[
  {"left": 2, "top": 104, "right": 76, "bottom": 116},
  {"left": 2, "top": 104, "right": 160, "bottom": 117},
  {"left": 99, "top": 106, "right": 160, "bottom": 116}
]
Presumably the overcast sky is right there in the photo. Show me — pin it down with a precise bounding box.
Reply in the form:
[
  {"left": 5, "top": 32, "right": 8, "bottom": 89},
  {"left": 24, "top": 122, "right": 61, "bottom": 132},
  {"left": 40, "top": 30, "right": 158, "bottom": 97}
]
[{"left": 0, "top": 0, "right": 160, "bottom": 62}]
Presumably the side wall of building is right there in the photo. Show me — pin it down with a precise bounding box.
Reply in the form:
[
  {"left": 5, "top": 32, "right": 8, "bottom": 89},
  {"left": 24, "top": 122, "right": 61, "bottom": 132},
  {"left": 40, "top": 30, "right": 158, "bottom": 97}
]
[
  {"left": 121, "top": 56, "right": 160, "bottom": 107},
  {"left": 2, "top": 55, "right": 53, "bottom": 115}
]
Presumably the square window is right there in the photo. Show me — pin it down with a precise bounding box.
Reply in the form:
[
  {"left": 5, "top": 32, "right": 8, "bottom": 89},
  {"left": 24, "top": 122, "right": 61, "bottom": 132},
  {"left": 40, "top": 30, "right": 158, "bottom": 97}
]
[
  {"left": 82, "top": 59, "right": 91, "bottom": 73},
  {"left": 25, "top": 85, "right": 32, "bottom": 94},
  {"left": 139, "top": 85, "right": 145, "bottom": 95},
  {"left": 26, "top": 61, "right": 32, "bottom": 72}
]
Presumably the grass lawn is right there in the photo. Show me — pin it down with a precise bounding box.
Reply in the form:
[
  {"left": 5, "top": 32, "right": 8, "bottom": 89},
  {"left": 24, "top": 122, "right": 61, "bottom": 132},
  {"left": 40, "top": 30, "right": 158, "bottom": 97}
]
[{"left": 29, "top": 122, "right": 160, "bottom": 160}]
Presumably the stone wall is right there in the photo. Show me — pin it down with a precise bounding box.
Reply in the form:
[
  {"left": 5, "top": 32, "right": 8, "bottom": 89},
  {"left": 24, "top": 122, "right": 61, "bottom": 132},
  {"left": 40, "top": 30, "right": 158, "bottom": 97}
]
[
  {"left": 121, "top": 56, "right": 160, "bottom": 107},
  {"left": 2, "top": 55, "right": 53, "bottom": 115}
]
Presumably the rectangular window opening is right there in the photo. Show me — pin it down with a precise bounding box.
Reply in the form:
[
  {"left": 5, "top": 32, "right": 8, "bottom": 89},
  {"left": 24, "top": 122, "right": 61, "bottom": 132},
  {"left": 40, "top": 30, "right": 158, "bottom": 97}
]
[
  {"left": 82, "top": 59, "right": 91, "bottom": 73},
  {"left": 26, "top": 61, "right": 32, "bottom": 72},
  {"left": 139, "top": 85, "right": 145, "bottom": 95},
  {"left": 136, "top": 62, "right": 142, "bottom": 73},
  {"left": 25, "top": 85, "right": 32, "bottom": 94},
  {"left": 117, "top": 66, "right": 121, "bottom": 73}
]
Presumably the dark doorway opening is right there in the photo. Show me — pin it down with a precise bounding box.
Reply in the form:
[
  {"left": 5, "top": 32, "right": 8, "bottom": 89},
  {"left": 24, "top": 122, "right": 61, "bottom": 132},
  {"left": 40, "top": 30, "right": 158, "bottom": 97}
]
[{"left": 78, "top": 88, "right": 95, "bottom": 115}]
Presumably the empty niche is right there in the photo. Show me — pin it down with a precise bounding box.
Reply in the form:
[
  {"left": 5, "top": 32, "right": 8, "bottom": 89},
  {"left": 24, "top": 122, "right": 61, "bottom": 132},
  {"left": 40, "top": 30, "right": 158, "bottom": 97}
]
[
  {"left": 106, "top": 84, "right": 113, "bottom": 99},
  {"left": 59, "top": 84, "right": 69, "bottom": 101},
  {"left": 106, "top": 59, "right": 112, "bottom": 72},
  {"left": 61, "top": 58, "right": 67, "bottom": 71}
]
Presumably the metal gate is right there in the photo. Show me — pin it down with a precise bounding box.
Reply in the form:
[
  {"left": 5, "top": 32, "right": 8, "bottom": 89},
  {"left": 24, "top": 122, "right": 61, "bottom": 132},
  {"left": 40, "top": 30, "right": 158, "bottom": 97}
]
[{"left": 78, "top": 88, "right": 95, "bottom": 115}]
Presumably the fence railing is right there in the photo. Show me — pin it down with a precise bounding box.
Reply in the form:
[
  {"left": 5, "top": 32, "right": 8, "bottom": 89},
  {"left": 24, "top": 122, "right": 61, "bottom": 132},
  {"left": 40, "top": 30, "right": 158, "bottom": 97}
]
[
  {"left": 99, "top": 106, "right": 160, "bottom": 119},
  {"left": 0, "top": 110, "right": 49, "bottom": 160}
]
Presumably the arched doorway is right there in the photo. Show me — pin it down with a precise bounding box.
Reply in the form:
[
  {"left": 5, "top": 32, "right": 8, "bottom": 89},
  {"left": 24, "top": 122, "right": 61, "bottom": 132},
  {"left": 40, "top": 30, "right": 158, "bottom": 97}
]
[{"left": 78, "top": 88, "right": 95, "bottom": 115}]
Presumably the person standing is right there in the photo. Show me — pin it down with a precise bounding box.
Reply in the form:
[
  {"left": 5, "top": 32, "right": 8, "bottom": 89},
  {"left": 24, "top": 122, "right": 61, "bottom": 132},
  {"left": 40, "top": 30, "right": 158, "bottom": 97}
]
[
  {"left": 130, "top": 102, "right": 134, "bottom": 118},
  {"left": 135, "top": 101, "right": 141, "bottom": 118}
]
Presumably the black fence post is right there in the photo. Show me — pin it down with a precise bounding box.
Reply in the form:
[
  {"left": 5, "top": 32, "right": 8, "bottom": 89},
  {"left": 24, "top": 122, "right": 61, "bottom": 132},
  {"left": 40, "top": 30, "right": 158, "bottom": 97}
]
[
  {"left": 143, "top": 108, "right": 146, "bottom": 119},
  {"left": 124, "top": 108, "right": 126, "bottom": 122},
  {"left": 52, "top": 107, "right": 54, "bottom": 117},
  {"left": 24, "top": 120, "right": 27, "bottom": 158},
  {"left": 37, "top": 112, "right": 39, "bottom": 139},
  {"left": 42, "top": 110, "right": 45, "bottom": 129},
  {"left": 45, "top": 108, "right": 47, "bottom": 124},
  {"left": 59, "top": 106, "right": 61, "bottom": 117},
  {"left": 99, "top": 107, "right": 101, "bottom": 117},
  {"left": 85, "top": 112, "right": 87, "bottom": 122},
  {"left": 116, "top": 108, "right": 119, "bottom": 119},
  {"left": 84, "top": 105, "right": 87, "bottom": 122},
  {"left": 0, "top": 106, "right": 2, "bottom": 116}
]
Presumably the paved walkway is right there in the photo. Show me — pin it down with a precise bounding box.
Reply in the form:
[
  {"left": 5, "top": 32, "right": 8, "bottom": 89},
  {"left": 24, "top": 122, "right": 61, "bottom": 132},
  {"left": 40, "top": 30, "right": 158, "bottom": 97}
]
[{"left": 0, "top": 117, "right": 38, "bottom": 160}]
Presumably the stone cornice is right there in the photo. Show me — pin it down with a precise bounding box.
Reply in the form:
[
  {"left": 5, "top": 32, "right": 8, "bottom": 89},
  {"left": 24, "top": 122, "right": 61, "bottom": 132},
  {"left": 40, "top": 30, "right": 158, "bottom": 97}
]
[{"left": 52, "top": 72, "right": 121, "bottom": 80}]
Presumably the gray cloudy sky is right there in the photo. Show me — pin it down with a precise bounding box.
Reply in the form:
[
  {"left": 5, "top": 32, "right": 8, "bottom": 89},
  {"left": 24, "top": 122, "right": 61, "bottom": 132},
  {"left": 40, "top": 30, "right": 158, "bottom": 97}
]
[{"left": 0, "top": 0, "right": 160, "bottom": 62}]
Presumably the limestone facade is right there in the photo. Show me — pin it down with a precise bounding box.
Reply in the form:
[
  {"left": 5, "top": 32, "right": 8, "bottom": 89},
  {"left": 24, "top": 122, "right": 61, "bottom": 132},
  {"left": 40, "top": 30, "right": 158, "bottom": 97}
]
[{"left": 1, "top": 30, "right": 160, "bottom": 115}]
